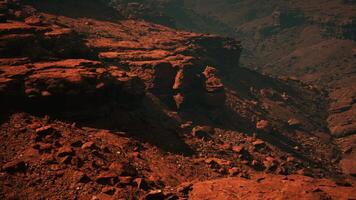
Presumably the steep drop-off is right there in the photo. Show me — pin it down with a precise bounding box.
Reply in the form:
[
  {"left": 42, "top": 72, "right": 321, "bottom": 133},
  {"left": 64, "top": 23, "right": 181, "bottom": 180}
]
[{"left": 121, "top": 0, "right": 356, "bottom": 180}]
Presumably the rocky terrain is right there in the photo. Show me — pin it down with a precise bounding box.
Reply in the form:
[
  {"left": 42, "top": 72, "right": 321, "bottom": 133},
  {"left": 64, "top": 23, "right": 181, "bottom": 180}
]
[
  {"left": 118, "top": 0, "right": 356, "bottom": 186},
  {"left": 182, "top": 0, "right": 356, "bottom": 184},
  {"left": 0, "top": 0, "right": 355, "bottom": 199}
]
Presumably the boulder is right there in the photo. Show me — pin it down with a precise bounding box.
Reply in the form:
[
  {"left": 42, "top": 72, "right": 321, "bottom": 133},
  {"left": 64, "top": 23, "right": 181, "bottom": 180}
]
[
  {"left": 203, "top": 66, "right": 226, "bottom": 106},
  {"left": 57, "top": 146, "right": 74, "bottom": 157},
  {"left": 203, "top": 66, "right": 224, "bottom": 93},
  {"left": 96, "top": 171, "right": 119, "bottom": 185},
  {"left": 263, "top": 157, "right": 278, "bottom": 171}
]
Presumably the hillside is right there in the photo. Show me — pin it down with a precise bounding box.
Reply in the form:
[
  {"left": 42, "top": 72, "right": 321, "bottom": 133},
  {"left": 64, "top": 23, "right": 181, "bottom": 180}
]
[
  {"left": 122, "top": 0, "right": 356, "bottom": 181},
  {"left": 0, "top": 0, "right": 355, "bottom": 199}
]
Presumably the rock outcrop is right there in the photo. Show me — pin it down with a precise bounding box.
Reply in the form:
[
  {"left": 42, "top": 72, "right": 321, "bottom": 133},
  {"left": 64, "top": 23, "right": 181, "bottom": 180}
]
[{"left": 190, "top": 174, "right": 356, "bottom": 200}]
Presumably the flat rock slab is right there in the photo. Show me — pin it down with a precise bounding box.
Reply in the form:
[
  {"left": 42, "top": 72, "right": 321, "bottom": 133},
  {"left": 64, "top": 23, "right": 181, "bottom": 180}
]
[{"left": 189, "top": 174, "right": 356, "bottom": 200}]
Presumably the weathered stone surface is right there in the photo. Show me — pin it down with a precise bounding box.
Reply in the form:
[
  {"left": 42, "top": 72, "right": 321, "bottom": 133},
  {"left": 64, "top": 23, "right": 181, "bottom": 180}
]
[{"left": 189, "top": 175, "right": 356, "bottom": 200}]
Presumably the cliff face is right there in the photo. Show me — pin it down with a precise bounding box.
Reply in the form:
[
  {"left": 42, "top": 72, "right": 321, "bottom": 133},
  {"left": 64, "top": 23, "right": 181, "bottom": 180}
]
[
  {"left": 145, "top": 0, "right": 356, "bottom": 179},
  {"left": 102, "top": 0, "right": 356, "bottom": 179},
  {"left": 0, "top": 1, "right": 355, "bottom": 199}
]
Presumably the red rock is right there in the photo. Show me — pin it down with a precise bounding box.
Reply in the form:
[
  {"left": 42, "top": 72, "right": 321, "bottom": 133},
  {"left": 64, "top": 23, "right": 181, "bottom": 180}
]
[
  {"left": 340, "top": 156, "right": 356, "bottom": 177},
  {"left": 172, "top": 69, "right": 185, "bottom": 90},
  {"left": 228, "top": 167, "right": 240, "bottom": 176},
  {"left": 252, "top": 140, "right": 265, "bottom": 148},
  {"left": 202, "top": 66, "right": 226, "bottom": 106},
  {"left": 232, "top": 145, "right": 245, "bottom": 154},
  {"left": 57, "top": 146, "right": 74, "bottom": 157},
  {"left": 143, "top": 190, "right": 165, "bottom": 200},
  {"left": 189, "top": 175, "right": 356, "bottom": 199},
  {"left": 256, "top": 120, "right": 271, "bottom": 131},
  {"left": 96, "top": 171, "right": 119, "bottom": 185},
  {"left": 251, "top": 160, "right": 260, "bottom": 167},
  {"left": 102, "top": 186, "right": 116, "bottom": 195},
  {"left": 263, "top": 157, "right": 278, "bottom": 171},
  {"left": 180, "top": 121, "right": 193, "bottom": 130},
  {"left": 288, "top": 118, "right": 302, "bottom": 128},
  {"left": 177, "top": 182, "right": 193, "bottom": 194},
  {"left": 119, "top": 176, "right": 133, "bottom": 185},
  {"left": 41, "top": 154, "right": 56, "bottom": 164},
  {"left": 81, "top": 141, "right": 96, "bottom": 150},
  {"left": 59, "top": 155, "right": 72, "bottom": 164},
  {"left": 27, "top": 122, "right": 42, "bottom": 130},
  {"left": 35, "top": 125, "right": 54, "bottom": 136},
  {"left": 91, "top": 193, "right": 114, "bottom": 200},
  {"left": 24, "top": 16, "right": 44, "bottom": 26},
  {"left": 203, "top": 66, "right": 224, "bottom": 91},
  {"left": 109, "top": 162, "right": 125, "bottom": 172}
]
